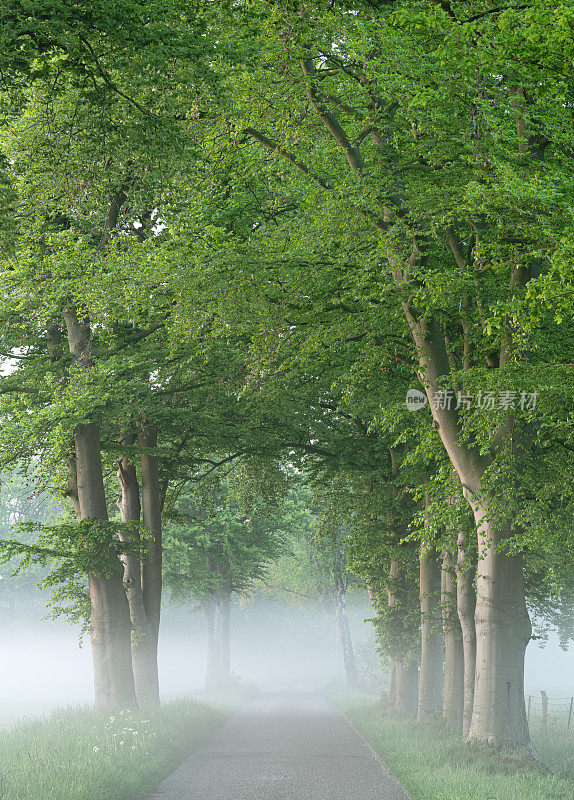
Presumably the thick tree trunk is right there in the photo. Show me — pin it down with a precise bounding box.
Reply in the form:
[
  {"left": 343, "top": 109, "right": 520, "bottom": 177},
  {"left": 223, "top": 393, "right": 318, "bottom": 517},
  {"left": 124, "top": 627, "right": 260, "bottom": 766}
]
[
  {"left": 137, "top": 425, "right": 162, "bottom": 705},
  {"left": 403, "top": 311, "right": 533, "bottom": 751},
  {"left": 442, "top": 547, "right": 464, "bottom": 731},
  {"left": 456, "top": 526, "right": 477, "bottom": 738},
  {"left": 387, "top": 554, "right": 418, "bottom": 715},
  {"left": 418, "top": 545, "right": 443, "bottom": 720},
  {"left": 64, "top": 308, "right": 135, "bottom": 708},
  {"left": 75, "top": 422, "right": 136, "bottom": 708},
  {"left": 395, "top": 662, "right": 419, "bottom": 716},
  {"left": 117, "top": 435, "right": 159, "bottom": 706},
  {"left": 467, "top": 502, "right": 532, "bottom": 749}
]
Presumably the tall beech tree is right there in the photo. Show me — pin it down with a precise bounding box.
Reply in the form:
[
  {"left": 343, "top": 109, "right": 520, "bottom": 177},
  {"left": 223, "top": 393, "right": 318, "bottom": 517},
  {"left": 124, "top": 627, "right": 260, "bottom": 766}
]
[
  {"left": 193, "top": 0, "right": 574, "bottom": 752},
  {"left": 65, "top": 309, "right": 136, "bottom": 707},
  {"left": 0, "top": 4, "right": 232, "bottom": 704}
]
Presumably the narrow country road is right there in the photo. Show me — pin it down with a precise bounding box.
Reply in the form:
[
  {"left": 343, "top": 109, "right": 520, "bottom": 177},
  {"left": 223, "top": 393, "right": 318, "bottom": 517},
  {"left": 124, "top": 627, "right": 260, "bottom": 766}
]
[{"left": 147, "top": 691, "right": 411, "bottom": 800}]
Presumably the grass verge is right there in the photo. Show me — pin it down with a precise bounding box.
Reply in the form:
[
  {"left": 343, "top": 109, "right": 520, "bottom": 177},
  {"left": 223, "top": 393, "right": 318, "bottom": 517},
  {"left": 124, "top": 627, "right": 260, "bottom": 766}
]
[
  {"left": 0, "top": 698, "right": 229, "bottom": 800},
  {"left": 331, "top": 691, "right": 574, "bottom": 800}
]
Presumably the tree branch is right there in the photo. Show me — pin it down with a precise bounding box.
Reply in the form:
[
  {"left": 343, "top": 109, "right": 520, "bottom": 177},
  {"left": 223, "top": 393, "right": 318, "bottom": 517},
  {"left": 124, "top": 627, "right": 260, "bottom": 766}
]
[
  {"left": 466, "top": 4, "right": 531, "bottom": 23},
  {"left": 243, "top": 128, "right": 331, "bottom": 190},
  {"left": 428, "top": 0, "right": 457, "bottom": 19},
  {"left": 301, "top": 58, "right": 365, "bottom": 174},
  {"left": 78, "top": 36, "right": 152, "bottom": 118},
  {"left": 445, "top": 227, "right": 468, "bottom": 269}
]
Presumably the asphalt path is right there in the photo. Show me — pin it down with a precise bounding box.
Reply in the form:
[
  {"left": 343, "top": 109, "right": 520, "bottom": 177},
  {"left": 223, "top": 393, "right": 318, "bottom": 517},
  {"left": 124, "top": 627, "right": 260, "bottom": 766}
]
[{"left": 147, "top": 691, "right": 412, "bottom": 800}]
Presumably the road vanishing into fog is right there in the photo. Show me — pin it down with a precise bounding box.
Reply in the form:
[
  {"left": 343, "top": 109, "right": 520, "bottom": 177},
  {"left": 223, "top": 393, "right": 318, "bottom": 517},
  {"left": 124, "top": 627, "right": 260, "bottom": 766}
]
[{"left": 147, "top": 691, "right": 411, "bottom": 800}]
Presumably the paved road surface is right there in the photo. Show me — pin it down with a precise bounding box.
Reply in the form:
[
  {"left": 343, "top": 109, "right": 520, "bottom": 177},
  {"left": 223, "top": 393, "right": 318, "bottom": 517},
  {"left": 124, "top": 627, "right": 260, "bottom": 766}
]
[{"left": 147, "top": 691, "right": 411, "bottom": 800}]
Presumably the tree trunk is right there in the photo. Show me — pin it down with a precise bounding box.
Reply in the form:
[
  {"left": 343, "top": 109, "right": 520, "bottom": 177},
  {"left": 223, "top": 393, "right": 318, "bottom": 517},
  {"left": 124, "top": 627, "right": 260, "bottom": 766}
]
[
  {"left": 367, "top": 582, "right": 393, "bottom": 699},
  {"left": 395, "top": 662, "right": 419, "bottom": 716},
  {"left": 403, "top": 311, "right": 533, "bottom": 751},
  {"left": 456, "top": 526, "right": 477, "bottom": 738},
  {"left": 387, "top": 554, "right": 418, "bottom": 715},
  {"left": 137, "top": 425, "right": 162, "bottom": 705},
  {"left": 418, "top": 545, "right": 443, "bottom": 720},
  {"left": 442, "top": 547, "right": 464, "bottom": 731},
  {"left": 203, "top": 594, "right": 223, "bottom": 689},
  {"left": 117, "top": 435, "right": 159, "bottom": 706},
  {"left": 334, "top": 554, "right": 359, "bottom": 688},
  {"left": 467, "top": 502, "right": 532, "bottom": 749},
  {"left": 388, "top": 659, "right": 397, "bottom": 705},
  {"left": 64, "top": 308, "right": 135, "bottom": 708},
  {"left": 75, "top": 422, "right": 136, "bottom": 708},
  {"left": 219, "top": 579, "right": 232, "bottom": 686},
  {"left": 336, "top": 581, "right": 360, "bottom": 688}
]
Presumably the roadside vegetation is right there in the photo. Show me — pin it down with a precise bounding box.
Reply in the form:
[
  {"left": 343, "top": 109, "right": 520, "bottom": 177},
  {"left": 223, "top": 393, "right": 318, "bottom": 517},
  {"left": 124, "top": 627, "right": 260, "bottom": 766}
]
[
  {"left": 333, "top": 693, "right": 574, "bottom": 800},
  {"left": 0, "top": 699, "right": 227, "bottom": 800}
]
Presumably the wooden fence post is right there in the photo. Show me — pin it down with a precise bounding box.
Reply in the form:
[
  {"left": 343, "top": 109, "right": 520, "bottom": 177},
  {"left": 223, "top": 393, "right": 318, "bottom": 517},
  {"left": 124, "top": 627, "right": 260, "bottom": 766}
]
[
  {"left": 567, "top": 697, "right": 573, "bottom": 732},
  {"left": 541, "top": 690, "right": 548, "bottom": 730}
]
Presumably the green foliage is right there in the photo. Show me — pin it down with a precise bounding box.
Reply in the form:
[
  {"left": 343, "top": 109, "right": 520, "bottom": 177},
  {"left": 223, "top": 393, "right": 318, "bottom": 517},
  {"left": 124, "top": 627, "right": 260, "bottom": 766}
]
[
  {"left": 260, "top": 474, "right": 356, "bottom": 610},
  {"left": 163, "top": 464, "right": 287, "bottom": 602},
  {"left": 0, "top": 516, "right": 151, "bottom": 630}
]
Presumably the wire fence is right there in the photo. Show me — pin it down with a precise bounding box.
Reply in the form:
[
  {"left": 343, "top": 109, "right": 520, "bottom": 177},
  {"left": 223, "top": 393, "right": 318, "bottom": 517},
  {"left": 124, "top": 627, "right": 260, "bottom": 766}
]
[{"left": 527, "top": 692, "right": 574, "bottom": 733}]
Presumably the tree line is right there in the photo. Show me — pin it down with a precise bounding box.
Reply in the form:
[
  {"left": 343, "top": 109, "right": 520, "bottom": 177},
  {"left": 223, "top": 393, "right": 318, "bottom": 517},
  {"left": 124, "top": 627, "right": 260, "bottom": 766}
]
[{"left": 0, "top": 0, "right": 572, "bottom": 760}]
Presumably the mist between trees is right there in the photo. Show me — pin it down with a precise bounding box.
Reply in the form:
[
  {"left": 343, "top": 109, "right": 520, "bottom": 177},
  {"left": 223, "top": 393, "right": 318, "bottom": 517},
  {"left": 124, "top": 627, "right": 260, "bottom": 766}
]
[{"left": 0, "top": 0, "right": 572, "bottom": 770}]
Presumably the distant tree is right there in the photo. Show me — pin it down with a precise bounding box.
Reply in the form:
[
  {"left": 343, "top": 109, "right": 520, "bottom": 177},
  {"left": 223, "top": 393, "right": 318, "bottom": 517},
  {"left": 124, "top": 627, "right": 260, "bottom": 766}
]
[
  {"left": 0, "top": 468, "right": 59, "bottom": 621},
  {"left": 163, "top": 460, "right": 287, "bottom": 688}
]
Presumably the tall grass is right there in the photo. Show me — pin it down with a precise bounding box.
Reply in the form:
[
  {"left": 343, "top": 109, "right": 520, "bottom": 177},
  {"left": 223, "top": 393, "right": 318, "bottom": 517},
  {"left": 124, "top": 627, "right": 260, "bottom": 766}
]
[
  {"left": 0, "top": 699, "right": 227, "bottom": 800},
  {"left": 531, "top": 719, "right": 574, "bottom": 786},
  {"left": 333, "top": 694, "right": 574, "bottom": 800}
]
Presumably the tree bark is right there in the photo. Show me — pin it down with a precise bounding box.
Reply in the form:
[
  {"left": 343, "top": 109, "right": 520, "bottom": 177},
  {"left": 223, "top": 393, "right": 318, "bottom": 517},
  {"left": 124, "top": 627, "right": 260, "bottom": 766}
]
[
  {"left": 75, "top": 423, "right": 136, "bottom": 708},
  {"left": 137, "top": 425, "right": 162, "bottom": 704},
  {"left": 117, "top": 434, "right": 160, "bottom": 706},
  {"left": 203, "top": 593, "right": 223, "bottom": 689},
  {"left": 387, "top": 553, "right": 418, "bottom": 715},
  {"left": 456, "top": 525, "right": 477, "bottom": 738},
  {"left": 219, "top": 577, "right": 232, "bottom": 686},
  {"left": 418, "top": 544, "right": 443, "bottom": 720},
  {"left": 333, "top": 550, "right": 359, "bottom": 688},
  {"left": 395, "top": 662, "right": 419, "bottom": 716},
  {"left": 335, "top": 567, "right": 360, "bottom": 688},
  {"left": 403, "top": 309, "right": 533, "bottom": 750},
  {"left": 367, "top": 582, "right": 395, "bottom": 699},
  {"left": 64, "top": 308, "right": 135, "bottom": 708},
  {"left": 467, "top": 502, "right": 532, "bottom": 748},
  {"left": 388, "top": 659, "right": 397, "bottom": 705},
  {"left": 442, "top": 547, "right": 464, "bottom": 731}
]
